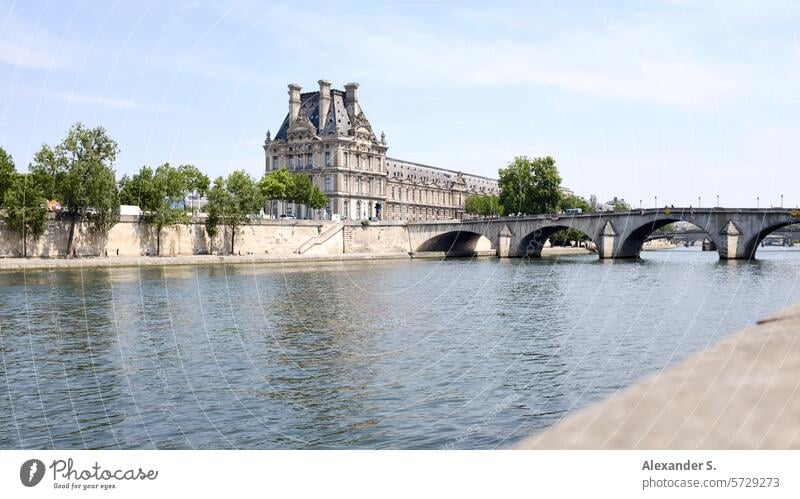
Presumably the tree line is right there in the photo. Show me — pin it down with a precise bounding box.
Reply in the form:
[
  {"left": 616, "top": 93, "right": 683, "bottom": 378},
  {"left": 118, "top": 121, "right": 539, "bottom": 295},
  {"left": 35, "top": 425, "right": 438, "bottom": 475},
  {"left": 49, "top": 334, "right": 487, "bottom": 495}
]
[
  {"left": 463, "top": 156, "right": 625, "bottom": 247},
  {"left": 0, "top": 122, "right": 327, "bottom": 257}
]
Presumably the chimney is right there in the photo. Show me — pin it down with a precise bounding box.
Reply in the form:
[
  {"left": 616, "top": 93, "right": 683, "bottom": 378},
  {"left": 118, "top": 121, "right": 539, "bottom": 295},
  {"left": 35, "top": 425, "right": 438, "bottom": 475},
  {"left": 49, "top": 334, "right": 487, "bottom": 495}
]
[
  {"left": 288, "top": 83, "right": 302, "bottom": 122},
  {"left": 344, "top": 82, "right": 360, "bottom": 116},
  {"left": 318, "top": 79, "right": 331, "bottom": 131}
]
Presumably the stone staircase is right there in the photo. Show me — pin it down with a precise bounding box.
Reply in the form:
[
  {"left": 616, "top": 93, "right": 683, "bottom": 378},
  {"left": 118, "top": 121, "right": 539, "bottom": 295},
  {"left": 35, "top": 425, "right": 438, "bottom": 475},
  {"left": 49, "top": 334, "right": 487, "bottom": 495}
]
[{"left": 295, "top": 223, "right": 344, "bottom": 255}]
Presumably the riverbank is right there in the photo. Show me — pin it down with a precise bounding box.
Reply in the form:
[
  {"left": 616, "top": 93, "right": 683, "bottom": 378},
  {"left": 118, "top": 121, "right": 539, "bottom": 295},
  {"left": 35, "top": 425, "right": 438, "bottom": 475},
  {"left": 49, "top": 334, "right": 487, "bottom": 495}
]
[
  {"left": 0, "top": 252, "right": 413, "bottom": 270},
  {"left": 541, "top": 246, "right": 594, "bottom": 256},
  {"left": 0, "top": 246, "right": 595, "bottom": 270},
  {"left": 514, "top": 301, "right": 800, "bottom": 449}
]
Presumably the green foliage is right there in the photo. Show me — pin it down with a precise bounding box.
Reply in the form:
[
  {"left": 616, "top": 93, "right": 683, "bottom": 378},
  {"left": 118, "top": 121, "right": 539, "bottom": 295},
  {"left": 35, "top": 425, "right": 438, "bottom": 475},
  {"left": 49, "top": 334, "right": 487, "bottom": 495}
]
[
  {"left": 205, "top": 171, "right": 263, "bottom": 254},
  {"left": 588, "top": 194, "right": 598, "bottom": 211},
  {"left": 306, "top": 186, "right": 328, "bottom": 211},
  {"left": 178, "top": 164, "right": 210, "bottom": 214},
  {"left": 609, "top": 197, "right": 631, "bottom": 211},
  {"left": 29, "top": 122, "right": 120, "bottom": 256},
  {"left": 120, "top": 163, "right": 192, "bottom": 255},
  {"left": 560, "top": 195, "right": 592, "bottom": 213},
  {"left": 260, "top": 168, "right": 292, "bottom": 201},
  {"left": 549, "top": 228, "right": 589, "bottom": 247},
  {"left": 3, "top": 173, "right": 48, "bottom": 257},
  {"left": 119, "top": 166, "right": 156, "bottom": 207},
  {"left": 498, "top": 156, "right": 562, "bottom": 215},
  {"left": 260, "top": 168, "right": 328, "bottom": 213},
  {"left": 0, "top": 147, "right": 16, "bottom": 206},
  {"left": 464, "top": 194, "right": 504, "bottom": 216}
]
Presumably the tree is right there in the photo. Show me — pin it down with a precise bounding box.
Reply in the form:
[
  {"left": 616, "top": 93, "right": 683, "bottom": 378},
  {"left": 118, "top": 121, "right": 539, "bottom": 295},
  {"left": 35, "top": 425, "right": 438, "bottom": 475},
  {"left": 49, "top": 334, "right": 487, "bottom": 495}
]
[
  {"left": 260, "top": 168, "right": 293, "bottom": 215},
  {"left": 549, "top": 228, "right": 588, "bottom": 247},
  {"left": 205, "top": 171, "right": 263, "bottom": 254},
  {"left": 0, "top": 147, "right": 15, "bottom": 206},
  {"left": 287, "top": 174, "right": 327, "bottom": 211},
  {"left": 498, "top": 156, "right": 534, "bottom": 215},
  {"left": 498, "top": 156, "right": 562, "bottom": 216},
  {"left": 610, "top": 196, "right": 631, "bottom": 211},
  {"left": 306, "top": 185, "right": 328, "bottom": 211},
  {"left": 119, "top": 166, "right": 156, "bottom": 207},
  {"left": 29, "top": 123, "right": 120, "bottom": 257},
  {"left": 178, "top": 164, "right": 210, "bottom": 215},
  {"left": 530, "top": 156, "right": 562, "bottom": 214},
  {"left": 260, "top": 168, "right": 328, "bottom": 217},
  {"left": 121, "top": 164, "right": 192, "bottom": 256},
  {"left": 464, "top": 195, "right": 504, "bottom": 217},
  {"left": 588, "top": 194, "right": 599, "bottom": 211},
  {"left": 560, "top": 195, "right": 592, "bottom": 213},
  {"left": 3, "top": 173, "right": 48, "bottom": 257}
]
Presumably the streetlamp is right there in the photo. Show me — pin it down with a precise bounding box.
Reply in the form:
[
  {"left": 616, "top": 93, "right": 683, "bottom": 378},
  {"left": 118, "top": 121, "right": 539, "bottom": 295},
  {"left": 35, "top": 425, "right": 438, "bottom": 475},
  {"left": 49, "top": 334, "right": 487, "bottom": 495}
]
[
  {"left": 639, "top": 199, "right": 642, "bottom": 209},
  {"left": 655, "top": 195, "right": 658, "bottom": 209},
  {"left": 698, "top": 196, "right": 701, "bottom": 208},
  {"left": 781, "top": 194, "right": 784, "bottom": 208},
  {"left": 716, "top": 194, "right": 719, "bottom": 207},
  {"left": 757, "top": 196, "right": 760, "bottom": 208}
]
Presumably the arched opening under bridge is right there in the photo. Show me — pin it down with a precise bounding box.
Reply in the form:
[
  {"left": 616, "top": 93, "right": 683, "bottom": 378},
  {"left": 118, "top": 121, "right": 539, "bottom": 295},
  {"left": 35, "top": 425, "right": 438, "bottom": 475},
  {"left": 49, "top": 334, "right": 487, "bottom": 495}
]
[
  {"left": 415, "top": 230, "right": 494, "bottom": 257},
  {"left": 517, "top": 225, "right": 596, "bottom": 257}
]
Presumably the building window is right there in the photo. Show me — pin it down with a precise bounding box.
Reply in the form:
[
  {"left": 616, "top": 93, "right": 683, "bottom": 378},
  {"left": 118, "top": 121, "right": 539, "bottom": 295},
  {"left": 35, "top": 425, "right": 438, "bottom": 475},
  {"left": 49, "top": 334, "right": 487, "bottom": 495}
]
[
  {"left": 289, "top": 156, "right": 296, "bottom": 170},
  {"left": 325, "top": 151, "right": 331, "bottom": 166},
  {"left": 356, "top": 176, "right": 361, "bottom": 194},
  {"left": 307, "top": 153, "right": 313, "bottom": 169},
  {"left": 366, "top": 156, "right": 371, "bottom": 171},
  {"left": 343, "top": 175, "right": 349, "bottom": 192},
  {"left": 366, "top": 177, "right": 371, "bottom": 195},
  {"left": 343, "top": 200, "right": 349, "bottom": 220},
  {"left": 272, "top": 156, "right": 279, "bottom": 170},
  {"left": 324, "top": 175, "right": 332, "bottom": 192},
  {"left": 378, "top": 179, "right": 382, "bottom": 195}
]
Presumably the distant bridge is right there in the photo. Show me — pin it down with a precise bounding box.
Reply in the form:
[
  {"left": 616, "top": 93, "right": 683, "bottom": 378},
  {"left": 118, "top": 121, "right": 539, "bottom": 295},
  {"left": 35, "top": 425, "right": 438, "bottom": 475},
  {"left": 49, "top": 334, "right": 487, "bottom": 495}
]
[{"left": 406, "top": 208, "right": 800, "bottom": 260}]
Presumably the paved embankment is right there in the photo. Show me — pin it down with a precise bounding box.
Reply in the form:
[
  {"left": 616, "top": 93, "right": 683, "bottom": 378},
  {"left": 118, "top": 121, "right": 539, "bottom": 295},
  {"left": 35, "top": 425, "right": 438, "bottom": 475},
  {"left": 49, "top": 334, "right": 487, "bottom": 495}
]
[
  {"left": 0, "top": 252, "right": 412, "bottom": 270},
  {"left": 514, "top": 302, "right": 800, "bottom": 449},
  {"left": 0, "top": 246, "right": 595, "bottom": 271}
]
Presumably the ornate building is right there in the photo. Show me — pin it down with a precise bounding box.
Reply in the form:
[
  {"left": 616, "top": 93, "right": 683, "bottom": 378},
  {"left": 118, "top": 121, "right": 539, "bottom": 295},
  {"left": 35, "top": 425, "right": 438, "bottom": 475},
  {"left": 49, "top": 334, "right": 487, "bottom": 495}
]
[{"left": 263, "top": 80, "right": 499, "bottom": 221}]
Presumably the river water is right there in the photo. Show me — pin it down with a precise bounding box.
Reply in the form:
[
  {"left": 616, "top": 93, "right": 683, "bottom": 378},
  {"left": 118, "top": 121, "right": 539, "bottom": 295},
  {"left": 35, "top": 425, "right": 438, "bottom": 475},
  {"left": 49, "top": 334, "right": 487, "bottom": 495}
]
[{"left": 1, "top": 247, "right": 799, "bottom": 449}]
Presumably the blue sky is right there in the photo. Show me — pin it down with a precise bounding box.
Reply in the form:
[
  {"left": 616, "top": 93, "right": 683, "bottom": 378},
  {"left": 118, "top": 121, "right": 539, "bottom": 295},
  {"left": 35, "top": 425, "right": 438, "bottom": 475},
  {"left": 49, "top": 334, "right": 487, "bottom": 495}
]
[{"left": 1, "top": 0, "right": 798, "bottom": 207}]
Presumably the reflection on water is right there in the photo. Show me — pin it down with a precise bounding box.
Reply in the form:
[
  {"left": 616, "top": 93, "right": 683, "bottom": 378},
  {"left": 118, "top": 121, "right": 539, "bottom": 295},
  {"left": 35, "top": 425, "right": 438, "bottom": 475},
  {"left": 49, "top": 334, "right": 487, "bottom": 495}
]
[{"left": 1, "top": 247, "right": 799, "bottom": 449}]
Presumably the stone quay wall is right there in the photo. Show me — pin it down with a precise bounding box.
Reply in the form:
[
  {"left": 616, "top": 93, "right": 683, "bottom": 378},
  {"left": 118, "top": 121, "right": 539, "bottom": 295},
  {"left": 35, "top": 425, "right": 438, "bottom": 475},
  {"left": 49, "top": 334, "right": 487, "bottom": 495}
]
[{"left": 0, "top": 216, "right": 417, "bottom": 259}]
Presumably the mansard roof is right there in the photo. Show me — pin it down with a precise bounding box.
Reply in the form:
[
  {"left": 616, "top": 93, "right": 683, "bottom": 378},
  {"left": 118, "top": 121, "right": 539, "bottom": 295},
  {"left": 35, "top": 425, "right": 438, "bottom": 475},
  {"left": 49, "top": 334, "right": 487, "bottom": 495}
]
[{"left": 274, "top": 89, "right": 376, "bottom": 141}]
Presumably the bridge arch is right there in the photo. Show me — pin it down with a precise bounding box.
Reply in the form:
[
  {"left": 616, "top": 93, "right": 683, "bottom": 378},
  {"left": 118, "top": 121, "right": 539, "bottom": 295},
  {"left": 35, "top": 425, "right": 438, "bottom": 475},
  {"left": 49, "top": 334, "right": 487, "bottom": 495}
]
[
  {"left": 617, "top": 218, "right": 717, "bottom": 258},
  {"left": 742, "top": 221, "right": 800, "bottom": 259},
  {"left": 415, "top": 230, "right": 494, "bottom": 256},
  {"left": 516, "top": 225, "right": 596, "bottom": 257}
]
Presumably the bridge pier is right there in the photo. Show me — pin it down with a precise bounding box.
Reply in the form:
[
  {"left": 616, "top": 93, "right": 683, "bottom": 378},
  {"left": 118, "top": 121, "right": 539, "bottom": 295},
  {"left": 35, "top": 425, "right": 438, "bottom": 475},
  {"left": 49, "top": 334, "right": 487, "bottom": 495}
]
[
  {"left": 598, "top": 221, "right": 616, "bottom": 259},
  {"left": 497, "top": 225, "right": 512, "bottom": 258},
  {"left": 719, "top": 221, "right": 741, "bottom": 260}
]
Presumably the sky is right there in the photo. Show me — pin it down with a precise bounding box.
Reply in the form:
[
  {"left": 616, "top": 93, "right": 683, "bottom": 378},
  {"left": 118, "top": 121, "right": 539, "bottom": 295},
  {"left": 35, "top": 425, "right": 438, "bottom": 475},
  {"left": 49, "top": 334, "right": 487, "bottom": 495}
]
[{"left": 0, "top": 0, "right": 798, "bottom": 208}]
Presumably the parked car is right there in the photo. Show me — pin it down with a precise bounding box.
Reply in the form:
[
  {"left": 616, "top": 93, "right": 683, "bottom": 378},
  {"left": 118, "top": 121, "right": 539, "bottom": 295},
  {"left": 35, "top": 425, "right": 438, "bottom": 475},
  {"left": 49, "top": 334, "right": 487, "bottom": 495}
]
[{"left": 280, "top": 214, "right": 296, "bottom": 219}]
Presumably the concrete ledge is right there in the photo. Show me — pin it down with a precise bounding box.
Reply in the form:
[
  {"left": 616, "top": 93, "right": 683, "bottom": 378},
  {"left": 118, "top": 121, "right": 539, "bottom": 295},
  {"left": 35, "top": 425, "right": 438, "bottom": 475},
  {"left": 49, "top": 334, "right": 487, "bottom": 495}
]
[
  {"left": 513, "top": 302, "right": 800, "bottom": 449},
  {"left": 410, "top": 250, "right": 497, "bottom": 259},
  {"left": 0, "top": 252, "right": 412, "bottom": 271}
]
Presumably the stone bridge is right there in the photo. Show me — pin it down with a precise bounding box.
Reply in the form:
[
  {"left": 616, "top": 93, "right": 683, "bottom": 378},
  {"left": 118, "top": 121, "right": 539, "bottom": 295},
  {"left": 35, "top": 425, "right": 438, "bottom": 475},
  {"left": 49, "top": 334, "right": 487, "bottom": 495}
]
[{"left": 406, "top": 208, "right": 800, "bottom": 260}]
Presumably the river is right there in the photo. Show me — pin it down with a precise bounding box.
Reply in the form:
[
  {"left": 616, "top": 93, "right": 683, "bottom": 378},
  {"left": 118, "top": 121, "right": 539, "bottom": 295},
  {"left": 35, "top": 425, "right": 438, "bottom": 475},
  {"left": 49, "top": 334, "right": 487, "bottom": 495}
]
[{"left": 1, "top": 247, "right": 799, "bottom": 449}]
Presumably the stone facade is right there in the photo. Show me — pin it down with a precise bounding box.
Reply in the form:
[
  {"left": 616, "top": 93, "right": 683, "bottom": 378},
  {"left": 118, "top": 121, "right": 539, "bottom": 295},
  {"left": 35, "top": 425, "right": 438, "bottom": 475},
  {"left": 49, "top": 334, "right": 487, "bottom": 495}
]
[{"left": 263, "top": 80, "right": 499, "bottom": 221}]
